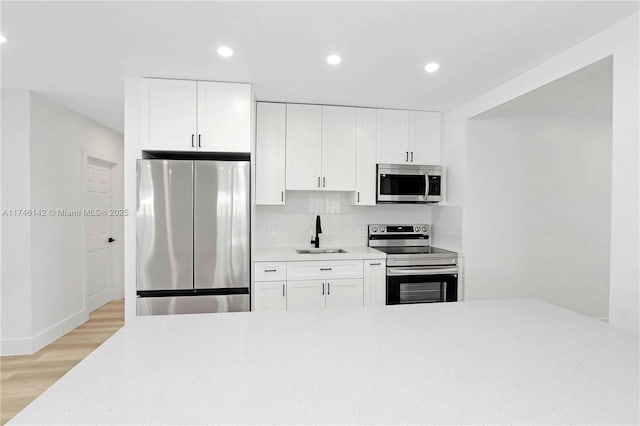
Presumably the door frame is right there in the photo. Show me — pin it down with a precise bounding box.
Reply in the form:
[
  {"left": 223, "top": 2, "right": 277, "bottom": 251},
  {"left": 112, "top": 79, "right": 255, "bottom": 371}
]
[{"left": 81, "top": 148, "right": 120, "bottom": 312}]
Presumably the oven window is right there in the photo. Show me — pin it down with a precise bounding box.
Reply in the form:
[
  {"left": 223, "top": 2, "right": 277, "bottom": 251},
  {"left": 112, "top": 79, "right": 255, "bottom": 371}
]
[
  {"left": 387, "top": 274, "right": 458, "bottom": 305},
  {"left": 399, "top": 282, "right": 442, "bottom": 303},
  {"left": 379, "top": 174, "right": 426, "bottom": 196}
]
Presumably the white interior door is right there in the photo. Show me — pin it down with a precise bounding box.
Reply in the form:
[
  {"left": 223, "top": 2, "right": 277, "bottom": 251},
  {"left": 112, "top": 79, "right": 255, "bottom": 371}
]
[{"left": 85, "top": 158, "right": 113, "bottom": 312}]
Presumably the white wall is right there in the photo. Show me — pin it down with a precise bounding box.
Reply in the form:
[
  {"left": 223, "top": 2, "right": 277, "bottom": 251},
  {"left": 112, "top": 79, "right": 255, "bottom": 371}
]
[
  {"left": 255, "top": 192, "right": 431, "bottom": 248},
  {"left": 465, "top": 117, "right": 611, "bottom": 318},
  {"left": 0, "top": 90, "right": 124, "bottom": 355},
  {"left": 1, "top": 90, "right": 33, "bottom": 353},
  {"left": 442, "top": 14, "right": 639, "bottom": 332}
]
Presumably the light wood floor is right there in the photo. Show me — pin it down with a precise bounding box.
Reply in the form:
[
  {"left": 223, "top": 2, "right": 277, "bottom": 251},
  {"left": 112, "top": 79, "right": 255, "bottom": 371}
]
[{"left": 0, "top": 299, "right": 124, "bottom": 424}]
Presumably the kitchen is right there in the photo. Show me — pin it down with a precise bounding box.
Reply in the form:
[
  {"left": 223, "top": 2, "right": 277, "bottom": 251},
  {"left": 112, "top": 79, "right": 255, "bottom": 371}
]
[{"left": 1, "top": 1, "right": 639, "bottom": 425}]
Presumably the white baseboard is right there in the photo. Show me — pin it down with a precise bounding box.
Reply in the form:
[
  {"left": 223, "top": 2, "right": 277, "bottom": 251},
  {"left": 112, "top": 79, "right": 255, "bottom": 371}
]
[
  {"left": 1, "top": 309, "right": 89, "bottom": 356},
  {"left": 31, "top": 309, "right": 89, "bottom": 353},
  {"left": 0, "top": 337, "right": 34, "bottom": 356}
]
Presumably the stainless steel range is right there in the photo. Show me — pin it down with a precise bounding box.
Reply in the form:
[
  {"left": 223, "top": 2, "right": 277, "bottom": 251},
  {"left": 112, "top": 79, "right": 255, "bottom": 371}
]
[{"left": 368, "top": 224, "right": 458, "bottom": 305}]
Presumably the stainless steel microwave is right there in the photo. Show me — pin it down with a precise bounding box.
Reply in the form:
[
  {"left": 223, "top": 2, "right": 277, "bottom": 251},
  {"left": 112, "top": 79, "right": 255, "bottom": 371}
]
[{"left": 377, "top": 164, "right": 443, "bottom": 203}]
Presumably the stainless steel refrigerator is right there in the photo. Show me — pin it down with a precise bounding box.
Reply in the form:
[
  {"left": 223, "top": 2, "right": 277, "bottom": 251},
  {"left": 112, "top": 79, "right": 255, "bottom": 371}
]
[{"left": 136, "top": 159, "right": 250, "bottom": 315}]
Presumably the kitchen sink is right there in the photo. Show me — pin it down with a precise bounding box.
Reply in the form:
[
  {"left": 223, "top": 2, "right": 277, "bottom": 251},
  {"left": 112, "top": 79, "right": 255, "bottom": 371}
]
[{"left": 295, "top": 248, "right": 347, "bottom": 254}]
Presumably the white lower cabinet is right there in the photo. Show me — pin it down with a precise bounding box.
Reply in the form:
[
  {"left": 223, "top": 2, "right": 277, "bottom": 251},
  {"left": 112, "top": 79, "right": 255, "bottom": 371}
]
[
  {"left": 325, "top": 279, "right": 364, "bottom": 310},
  {"left": 363, "top": 259, "right": 386, "bottom": 307},
  {"left": 286, "top": 280, "right": 326, "bottom": 311},
  {"left": 254, "top": 281, "right": 287, "bottom": 311},
  {"left": 254, "top": 260, "right": 367, "bottom": 312}
]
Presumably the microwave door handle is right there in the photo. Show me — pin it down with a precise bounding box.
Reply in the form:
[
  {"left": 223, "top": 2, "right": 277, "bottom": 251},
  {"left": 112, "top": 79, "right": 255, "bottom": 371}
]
[{"left": 386, "top": 267, "right": 458, "bottom": 276}]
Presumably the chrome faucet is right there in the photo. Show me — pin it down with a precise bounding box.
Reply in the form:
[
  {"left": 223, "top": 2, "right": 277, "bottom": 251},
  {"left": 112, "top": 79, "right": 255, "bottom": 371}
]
[{"left": 310, "top": 215, "right": 322, "bottom": 248}]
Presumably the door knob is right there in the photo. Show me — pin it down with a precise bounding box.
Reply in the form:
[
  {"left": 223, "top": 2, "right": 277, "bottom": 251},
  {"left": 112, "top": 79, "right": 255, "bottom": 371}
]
[{"left": 108, "top": 237, "right": 115, "bottom": 243}]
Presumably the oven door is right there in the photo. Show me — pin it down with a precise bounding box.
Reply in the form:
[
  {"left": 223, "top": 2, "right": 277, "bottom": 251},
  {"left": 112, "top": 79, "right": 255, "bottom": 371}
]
[{"left": 386, "top": 266, "right": 458, "bottom": 305}]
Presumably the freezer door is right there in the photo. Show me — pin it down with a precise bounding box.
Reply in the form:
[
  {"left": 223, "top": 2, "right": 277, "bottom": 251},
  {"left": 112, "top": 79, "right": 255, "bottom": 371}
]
[
  {"left": 137, "top": 160, "right": 194, "bottom": 291},
  {"left": 136, "top": 295, "right": 249, "bottom": 316},
  {"left": 194, "top": 161, "right": 250, "bottom": 289}
]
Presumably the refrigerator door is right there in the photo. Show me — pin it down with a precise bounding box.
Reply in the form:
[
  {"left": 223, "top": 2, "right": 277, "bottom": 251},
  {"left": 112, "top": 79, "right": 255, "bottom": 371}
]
[
  {"left": 137, "top": 160, "right": 194, "bottom": 291},
  {"left": 136, "top": 295, "right": 250, "bottom": 316},
  {"left": 194, "top": 161, "right": 250, "bottom": 289}
]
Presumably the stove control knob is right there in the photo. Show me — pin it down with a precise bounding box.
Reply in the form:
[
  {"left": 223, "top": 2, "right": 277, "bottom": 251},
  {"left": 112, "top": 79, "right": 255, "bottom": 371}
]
[
  {"left": 372, "top": 226, "right": 378, "bottom": 233},
  {"left": 380, "top": 226, "right": 386, "bottom": 232},
  {"left": 414, "top": 226, "right": 420, "bottom": 232},
  {"left": 422, "top": 226, "right": 428, "bottom": 232}
]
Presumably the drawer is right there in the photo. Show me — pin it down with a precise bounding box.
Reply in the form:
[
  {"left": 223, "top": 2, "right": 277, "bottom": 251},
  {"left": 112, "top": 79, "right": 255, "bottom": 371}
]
[
  {"left": 254, "top": 262, "right": 287, "bottom": 281},
  {"left": 287, "top": 260, "right": 364, "bottom": 281}
]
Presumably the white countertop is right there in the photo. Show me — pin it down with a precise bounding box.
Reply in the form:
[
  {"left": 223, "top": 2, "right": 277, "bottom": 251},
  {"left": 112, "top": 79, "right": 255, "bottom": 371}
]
[
  {"left": 254, "top": 245, "right": 386, "bottom": 262},
  {"left": 10, "top": 299, "right": 639, "bottom": 425}
]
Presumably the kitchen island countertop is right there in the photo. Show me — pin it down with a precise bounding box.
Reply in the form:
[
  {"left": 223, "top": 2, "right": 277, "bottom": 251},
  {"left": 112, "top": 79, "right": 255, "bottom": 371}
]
[{"left": 9, "top": 299, "right": 639, "bottom": 425}]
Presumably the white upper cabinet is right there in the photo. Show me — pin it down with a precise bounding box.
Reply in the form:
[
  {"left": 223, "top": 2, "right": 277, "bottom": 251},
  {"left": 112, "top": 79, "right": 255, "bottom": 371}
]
[
  {"left": 377, "top": 109, "right": 441, "bottom": 165},
  {"left": 286, "top": 104, "right": 323, "bottom": 190},
  {"left": 256, "top": 102, "right": 286, "bottom": 205},
  {"left": 322, "top": 106, "right": 357, "bottom": 191},
  {"left": 353, "top": 108, "right": 377, "bottom": 206},
  {"left": 140, "top": 78, "right": 251, "bottom": 153},
  {"left": 377, "top": 109, "right": 410, "bottom": 164},
  {"left": 410, "top": 111, "right": 441, "bottom": 165},
  {"left": 140, "top": 79, "right": 197, "bottom": 151},
  {"left": 286, "top": 104, "right": 357, "bottom": 191},
  {"left": 197, "top": 81, "right": 251, "bottom": 153}
]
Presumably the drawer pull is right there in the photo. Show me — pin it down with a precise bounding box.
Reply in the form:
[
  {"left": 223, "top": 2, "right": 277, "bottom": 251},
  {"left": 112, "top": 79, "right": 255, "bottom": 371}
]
[
  {"left": 320, "top": 268, "right": 332, "bottom": 271},
  {"left": 264, "top": 269, "right": 277, "bottom": 272},
  {"left": 369, "top": 262, "right": 382, "bottom": 266}
]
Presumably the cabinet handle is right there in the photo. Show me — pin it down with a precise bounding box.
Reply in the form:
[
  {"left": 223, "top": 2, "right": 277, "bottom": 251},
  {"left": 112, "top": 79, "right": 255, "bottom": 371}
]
[
  {"left": 411, "top": 151, "right": 414, "bottom": 162},
  {"left": 322, "top": 283, "right": 325, "bottom": 295},
  {"left": 264, "top": 269, "right": 277, "bottom": 272},
  {"left": 320, "top": 267, "right": 332, "bottom": 271},
  {"left": 370, "top": 262, "right": 382, "bottom": 266},
  {"left": 406, "top": 151, "right": 409, "bottom": 162},
  {"left": 281, "top": 191, "right": 284, "bottom": 202},
  {"left": 328, "top": 282, "right": 330, "bottom": 295},
  {"left": 191, "top": 134, "right": 195, "bottom": 148},
  {"left": 282, "top": 284, "right": 285, "bottom": 297},
  {"left": 323, "top": 177, "right": 326, "bottom": 188},
  {"left": 317, "top": 177, "right": 321, "bottom": 188},
  {"left": 357, "top": 192, "right": 360, "bottom": 203},
  {"left": 198, "top": 134, "right": 201, "bottom": 148}
]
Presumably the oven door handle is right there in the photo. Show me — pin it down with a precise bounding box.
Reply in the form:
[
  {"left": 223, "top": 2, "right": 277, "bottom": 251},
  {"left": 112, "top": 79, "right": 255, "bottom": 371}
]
[{"left": 386, "top": 267, "right": 458, "bottom": 276}]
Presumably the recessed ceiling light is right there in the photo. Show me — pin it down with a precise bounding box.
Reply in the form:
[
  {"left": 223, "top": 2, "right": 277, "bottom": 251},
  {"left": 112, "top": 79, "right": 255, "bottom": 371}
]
[
  {"left": 0, "top": 34, "right": 7, "bottom": 44},
  {"left": 326, "top": 54, "right": 341, "bottom": 66},
  {"left": 424, "top": 62, "right": 439, "bottom": 73},
  {"left": 217, "top": 46, "right": 233, "bottom": 58}
]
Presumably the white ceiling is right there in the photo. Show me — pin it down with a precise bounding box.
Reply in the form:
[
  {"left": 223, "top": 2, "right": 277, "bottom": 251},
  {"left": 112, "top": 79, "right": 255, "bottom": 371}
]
[
  {"left": 472, "top": 56, "right": 613, "bottom": 120},
  {"left": 1, "top": 1, "right": 638, "bottom": 133}
]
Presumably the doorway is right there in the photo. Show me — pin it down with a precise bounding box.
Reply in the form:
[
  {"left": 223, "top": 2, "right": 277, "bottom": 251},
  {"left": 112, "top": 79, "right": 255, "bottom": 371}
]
[{"left": 85, "top": 157, "right": 116, "bottom": 312}]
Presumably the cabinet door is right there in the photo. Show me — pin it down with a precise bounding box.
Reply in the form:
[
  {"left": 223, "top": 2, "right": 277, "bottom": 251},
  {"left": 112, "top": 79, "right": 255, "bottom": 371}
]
[
  {"left": 286, "top": 280, "right": 326, "bottom": 311},
  {"left": 377, "top": 109, "right": 410, "bottom": 164},
  {"left": 140, "top": 79, "right": 197, "bottom": 151},
  {"left": 196, "top": 81, "right": 251, "bottom": 153},
  {"left": 325, "top": 279, "right": 363, "bottom": 310},
  {"left": 286, "top": 104, "right": 322, "bottom": 190},
  {"left": 254, "top": 281, "right": 287, "bottom": 311},
  {"left": 256, "top": 103, "right": 286, "bottom": 205},
  {"left": 354, "top": 108, "right": 377, "bottom": 205},
  {"left": 363, "top": 260, "right": 386, "bottom": 307},
  {"left": 410, "top": 111, "right": 441, "bottom": 165},
  {"left": 321, "top": 106, "right": 357, "bottom": 191}
]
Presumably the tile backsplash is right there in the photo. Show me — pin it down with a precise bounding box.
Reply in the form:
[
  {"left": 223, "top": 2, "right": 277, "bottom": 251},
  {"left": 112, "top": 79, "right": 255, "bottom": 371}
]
[{"left": 255, "top": 191, "right": 431, "bottom": 248}]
